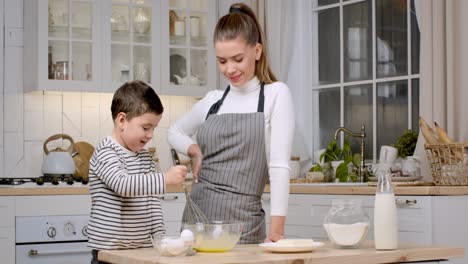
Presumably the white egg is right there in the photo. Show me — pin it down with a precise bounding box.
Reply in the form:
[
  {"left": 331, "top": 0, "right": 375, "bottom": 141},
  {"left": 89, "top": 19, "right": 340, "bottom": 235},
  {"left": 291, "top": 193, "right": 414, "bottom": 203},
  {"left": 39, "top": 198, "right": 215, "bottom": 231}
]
[
  {"left": 180, "top": 229, "right": 195, "bottom": 243},
  {"left": 166, "top": 238, "right": 186, "bottom": 256}
]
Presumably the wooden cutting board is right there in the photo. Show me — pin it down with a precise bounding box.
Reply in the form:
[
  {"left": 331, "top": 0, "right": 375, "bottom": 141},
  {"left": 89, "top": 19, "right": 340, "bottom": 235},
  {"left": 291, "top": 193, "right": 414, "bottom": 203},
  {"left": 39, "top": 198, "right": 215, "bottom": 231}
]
[{"left": 73, "top": 141, "right": 95, "bottom": 182}]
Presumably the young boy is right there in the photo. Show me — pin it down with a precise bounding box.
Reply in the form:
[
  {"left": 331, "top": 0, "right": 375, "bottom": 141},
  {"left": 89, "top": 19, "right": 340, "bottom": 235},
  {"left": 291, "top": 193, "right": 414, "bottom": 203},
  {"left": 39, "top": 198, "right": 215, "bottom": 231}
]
[{"left": 87, "top": 81, "right": 187, "bottom": 257}]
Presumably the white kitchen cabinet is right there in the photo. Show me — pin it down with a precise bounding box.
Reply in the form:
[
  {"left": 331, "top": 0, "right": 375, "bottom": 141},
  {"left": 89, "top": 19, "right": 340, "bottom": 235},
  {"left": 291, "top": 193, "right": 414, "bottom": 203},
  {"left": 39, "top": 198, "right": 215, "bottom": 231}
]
[
  {"left": 0, "top": 197, "right": 15, "bottom": 264},
  {"left": 24, "top": 0, "right": 102, "bottom": 92},
  {"left": 24, "top": 0, "right": 218, "bottom": 96},
  {"left": 159, "top": 0, "right": 217, "bottom": 96},
  {"left": 262, "top": 193, "right": 467, "bottom": 264},
  {"left": 101, "top": 0, "right": 217, "bottom": 96},
  {"left": 0, "top": 227, "right": 15, "bottom": 264},
  {"left": 100, "top": 0, "right": 161, "bottom": 93}
]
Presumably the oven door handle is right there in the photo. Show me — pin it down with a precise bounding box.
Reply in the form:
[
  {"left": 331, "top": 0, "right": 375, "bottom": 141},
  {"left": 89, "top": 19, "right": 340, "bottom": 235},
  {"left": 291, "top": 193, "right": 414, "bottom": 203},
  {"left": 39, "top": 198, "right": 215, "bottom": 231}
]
[{"left": 29, "top": 248, "right": 92, "bottom": 256}]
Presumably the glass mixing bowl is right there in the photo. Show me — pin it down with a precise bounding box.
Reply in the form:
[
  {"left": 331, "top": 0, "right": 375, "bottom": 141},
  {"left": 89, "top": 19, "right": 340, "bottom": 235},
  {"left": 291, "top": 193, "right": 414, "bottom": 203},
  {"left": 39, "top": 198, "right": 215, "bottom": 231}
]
[
  {"left": 181, "top": 221, "right": 244, "bottom": 252},
  {"left": 150, "top": 235, "right": 193, "bottom": 257}
]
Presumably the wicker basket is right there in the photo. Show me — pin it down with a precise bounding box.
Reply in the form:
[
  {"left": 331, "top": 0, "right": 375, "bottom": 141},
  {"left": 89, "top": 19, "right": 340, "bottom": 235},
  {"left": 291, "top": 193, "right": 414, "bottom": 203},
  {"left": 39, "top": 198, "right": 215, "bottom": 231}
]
[{"left": 425, "top": 143, "right": 468, "bottom": 185}]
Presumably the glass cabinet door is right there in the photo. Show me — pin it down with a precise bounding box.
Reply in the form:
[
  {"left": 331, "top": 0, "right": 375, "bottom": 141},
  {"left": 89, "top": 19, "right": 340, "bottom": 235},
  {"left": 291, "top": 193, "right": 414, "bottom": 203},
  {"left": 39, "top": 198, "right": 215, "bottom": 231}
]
[
  {"left": 162, "top": 0, "right": 216, "bottom": 96},
  {"left": 110, "top": 0, "right": 153, "bottom": 85},
  {"left": 48, "top": 0, "right": 96, "bottom": 83}
]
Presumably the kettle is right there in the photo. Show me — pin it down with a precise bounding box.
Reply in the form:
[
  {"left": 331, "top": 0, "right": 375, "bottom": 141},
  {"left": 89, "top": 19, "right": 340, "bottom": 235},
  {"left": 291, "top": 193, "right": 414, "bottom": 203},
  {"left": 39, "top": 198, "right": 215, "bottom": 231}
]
[{"left": 41, "top": 134, "right": 76, "bottom": 175}]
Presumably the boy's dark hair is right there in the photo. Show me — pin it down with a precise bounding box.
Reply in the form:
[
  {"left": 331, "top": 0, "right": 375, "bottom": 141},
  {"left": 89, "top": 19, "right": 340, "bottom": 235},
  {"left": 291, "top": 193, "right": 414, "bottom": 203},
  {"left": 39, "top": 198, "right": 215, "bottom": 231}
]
[{"left": 111, "top": 80, "right": 164, "bottom": 121}]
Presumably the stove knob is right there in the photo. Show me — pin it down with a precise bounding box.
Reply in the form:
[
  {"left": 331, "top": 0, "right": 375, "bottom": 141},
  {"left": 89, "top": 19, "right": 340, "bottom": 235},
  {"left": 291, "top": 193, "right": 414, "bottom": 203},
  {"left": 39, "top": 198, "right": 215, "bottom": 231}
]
[
  {"left": 63, "top": 222, "right": 76, "bottom": 236},
  {"left": 36, "top": 178, "right": 44, "bottom": 185},
  {"left": 47, "top": 227, "right": 56, "bottom": 238},
  {"left": 82, "top": 226, "right": 88, "bottom": 237},
  {"left": 51, "top": 177, "right": 59, "bottom": 185},
  {"left": 66, "top": 177, "right": 74, "bottom": 185}
]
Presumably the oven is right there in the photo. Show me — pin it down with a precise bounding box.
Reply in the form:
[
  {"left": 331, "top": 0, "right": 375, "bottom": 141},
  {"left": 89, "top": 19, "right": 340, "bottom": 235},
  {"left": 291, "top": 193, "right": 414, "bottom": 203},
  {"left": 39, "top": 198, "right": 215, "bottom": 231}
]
[{"left": 15, "top": 215, "right": 91, "bottom": 264}]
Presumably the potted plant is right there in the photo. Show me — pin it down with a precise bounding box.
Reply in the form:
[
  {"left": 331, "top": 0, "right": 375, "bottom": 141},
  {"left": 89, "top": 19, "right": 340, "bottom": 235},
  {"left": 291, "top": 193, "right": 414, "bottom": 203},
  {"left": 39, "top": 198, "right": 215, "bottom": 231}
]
[
  {"left": 393, "top": 129, "right": 420, "bottom": 177},
  {"left": 309, "top": 139, "right": 361, "bottom": 182},
  {"left": 394, "top": 129, "right": 418, "bottom": 158}
]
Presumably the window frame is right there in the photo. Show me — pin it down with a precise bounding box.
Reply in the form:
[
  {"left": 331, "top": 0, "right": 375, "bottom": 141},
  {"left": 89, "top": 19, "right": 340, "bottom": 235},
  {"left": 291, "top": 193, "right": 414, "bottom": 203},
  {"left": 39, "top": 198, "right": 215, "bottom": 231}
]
[{"left": 311, "top": 0, "right": 420, "bottom": 161}]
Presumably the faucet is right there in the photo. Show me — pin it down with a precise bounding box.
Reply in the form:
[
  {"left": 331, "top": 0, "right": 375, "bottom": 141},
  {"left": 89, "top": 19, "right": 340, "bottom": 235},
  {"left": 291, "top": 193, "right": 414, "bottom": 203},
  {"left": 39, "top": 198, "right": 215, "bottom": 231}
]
[{"left": 334, "top": 125, "right": 366, "bottom": 182}]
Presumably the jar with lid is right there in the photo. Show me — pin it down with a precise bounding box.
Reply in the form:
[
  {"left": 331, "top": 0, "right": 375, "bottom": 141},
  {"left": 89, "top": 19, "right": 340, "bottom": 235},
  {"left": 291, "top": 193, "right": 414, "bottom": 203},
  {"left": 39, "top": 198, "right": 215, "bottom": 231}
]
[{"left": 323, "top": 199, "right": 369, "bottom": 248}]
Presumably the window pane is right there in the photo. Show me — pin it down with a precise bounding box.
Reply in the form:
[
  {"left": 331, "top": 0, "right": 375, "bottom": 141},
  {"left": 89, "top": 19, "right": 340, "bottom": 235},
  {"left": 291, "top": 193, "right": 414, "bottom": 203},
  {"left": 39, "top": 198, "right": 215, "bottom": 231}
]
[
  {"left": 410, "top": 0, "right": 420, "bottom": 74},
  {"left": 344, "top": 0, "right": 372, "bottom": 82},
  {"left": 318, "top": 8, "right": 340, "bottom": 85},
  {"left": 344, "top": 85, "right": 373, "bottom": 159},
  {"left": 376, "top": 0, "right": 408, "bottom": 78},
  {"left": 318, "top": 88, "right": 340, "bottom": 149},
  {"left": 314, "top": 0, "right": 338, "bottom": 8},
  {"left": 376, "top": 80, "right": 408, "bottom": 150},
  {"left": 411, "top": 79, "right": 419, "bottom": 132}
]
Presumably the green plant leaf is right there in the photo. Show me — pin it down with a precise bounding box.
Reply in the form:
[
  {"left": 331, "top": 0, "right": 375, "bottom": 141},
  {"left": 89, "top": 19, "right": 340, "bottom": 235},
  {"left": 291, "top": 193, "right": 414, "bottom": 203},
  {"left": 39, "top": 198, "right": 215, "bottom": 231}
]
[
  {"left": 335, "top": 162, "right": 350, "bottom": 182},
  {"left": 309, "top": 164, "right": 322, "bottom": 172},
  {"left": 352, "top": 153, "right": 361, "bottom": 168},
  {"left": 395, "top": 129, "right": 418, "bottom": 158}
]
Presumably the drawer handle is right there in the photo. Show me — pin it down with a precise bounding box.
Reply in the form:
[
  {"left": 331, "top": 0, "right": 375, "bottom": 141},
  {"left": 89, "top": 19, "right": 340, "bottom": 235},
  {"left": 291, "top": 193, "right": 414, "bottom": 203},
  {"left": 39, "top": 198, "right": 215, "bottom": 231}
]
[
  {"left": 160, "top": 195, "right": 178, "bottom": 201},
  {"left": 396, "top": 199, "right": 417, "bottom": 206}
]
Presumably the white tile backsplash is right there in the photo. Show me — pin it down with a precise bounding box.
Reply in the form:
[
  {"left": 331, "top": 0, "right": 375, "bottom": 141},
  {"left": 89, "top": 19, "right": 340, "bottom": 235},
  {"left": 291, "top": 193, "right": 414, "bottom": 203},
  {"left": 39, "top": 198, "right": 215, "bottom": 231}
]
[
  {"left": 2, "top": 87, "right": 197, "bottom": 178},
  {"left": 169, "top": 96, "right": 188, "bottom": 124},
  {"left": 0, "top": 148, "right": 3, "bottom": 177},
  {"left": 24, "top": 110, "right": 43, "bottom": 141},
  {"left": 24, "top": 141, "right": 43, "bottom": 177},
  {"left": 4, "top": 93, "right": 23, "bottom": 132},
  {"left": 4, "top": 132, "right": 24, "bottom": 177}
]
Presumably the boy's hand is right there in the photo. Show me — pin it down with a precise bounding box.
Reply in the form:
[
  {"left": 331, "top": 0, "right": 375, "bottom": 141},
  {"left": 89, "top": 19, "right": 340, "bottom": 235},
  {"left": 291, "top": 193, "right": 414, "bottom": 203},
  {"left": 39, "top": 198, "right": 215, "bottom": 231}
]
[
  {"left": 165, "top": 165, "right": 187, "bottom": 185},
  {"left": 187, "top": 144, "right": 203, "bottom": 183}
]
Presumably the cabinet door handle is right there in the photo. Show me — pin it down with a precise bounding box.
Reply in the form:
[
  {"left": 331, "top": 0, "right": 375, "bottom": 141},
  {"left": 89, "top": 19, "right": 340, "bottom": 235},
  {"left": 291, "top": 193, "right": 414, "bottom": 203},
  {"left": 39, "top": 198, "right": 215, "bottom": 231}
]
[
  {"left": 160, "top": 195, "right": 178, "bottom": 201},
  {"left": 395, "top": 199, "right": 417, "bottom": 206}
]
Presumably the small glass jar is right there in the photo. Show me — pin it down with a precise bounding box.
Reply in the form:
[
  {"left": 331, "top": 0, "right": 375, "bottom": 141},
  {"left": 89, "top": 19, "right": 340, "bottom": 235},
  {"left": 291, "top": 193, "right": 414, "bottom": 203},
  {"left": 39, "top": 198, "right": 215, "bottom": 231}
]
[{"left": 323, "top": 199, "right": 369, "bottom": 248}]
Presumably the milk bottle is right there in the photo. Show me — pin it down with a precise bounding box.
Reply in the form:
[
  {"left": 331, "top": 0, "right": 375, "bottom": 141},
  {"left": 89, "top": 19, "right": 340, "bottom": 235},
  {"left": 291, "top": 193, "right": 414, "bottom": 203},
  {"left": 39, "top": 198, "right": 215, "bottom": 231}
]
[{"left": 373, "top": 164, "right": 398, "bottom": 250}]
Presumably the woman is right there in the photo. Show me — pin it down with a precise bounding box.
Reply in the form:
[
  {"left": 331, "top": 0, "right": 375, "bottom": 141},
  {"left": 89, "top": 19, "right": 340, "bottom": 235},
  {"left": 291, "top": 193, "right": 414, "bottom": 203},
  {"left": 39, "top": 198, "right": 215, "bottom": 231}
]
[{"left": 168, "top": 3, "right": 294, "bottom": 244}]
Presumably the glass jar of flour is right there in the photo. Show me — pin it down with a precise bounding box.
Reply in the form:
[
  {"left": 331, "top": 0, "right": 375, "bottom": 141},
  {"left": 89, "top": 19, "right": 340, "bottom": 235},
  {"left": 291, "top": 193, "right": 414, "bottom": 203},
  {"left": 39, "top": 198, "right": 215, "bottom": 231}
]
[{"left": 323, "top": 199, "right": 369, "bottom": 248}]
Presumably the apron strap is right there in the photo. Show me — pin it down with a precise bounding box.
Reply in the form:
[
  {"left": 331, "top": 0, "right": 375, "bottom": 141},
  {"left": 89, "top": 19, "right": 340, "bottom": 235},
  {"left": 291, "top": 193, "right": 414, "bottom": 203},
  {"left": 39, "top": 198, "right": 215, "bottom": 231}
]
[{"left": 205, "top": 82, "right": 265, "bottom": 120}]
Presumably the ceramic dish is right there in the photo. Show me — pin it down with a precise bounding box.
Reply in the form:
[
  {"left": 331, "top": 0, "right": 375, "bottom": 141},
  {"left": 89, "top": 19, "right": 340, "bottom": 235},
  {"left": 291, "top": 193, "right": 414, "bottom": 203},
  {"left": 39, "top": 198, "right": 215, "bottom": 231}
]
[{"left": 259, "top": 241, "right": 324, "bottom": 253}]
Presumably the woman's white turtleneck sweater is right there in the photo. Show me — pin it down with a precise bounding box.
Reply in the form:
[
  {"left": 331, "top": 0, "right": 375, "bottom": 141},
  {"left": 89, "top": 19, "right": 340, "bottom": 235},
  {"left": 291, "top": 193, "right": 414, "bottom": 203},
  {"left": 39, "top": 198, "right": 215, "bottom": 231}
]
[{"left": 167, "top": 77, "right": 294, "bottom": 216}]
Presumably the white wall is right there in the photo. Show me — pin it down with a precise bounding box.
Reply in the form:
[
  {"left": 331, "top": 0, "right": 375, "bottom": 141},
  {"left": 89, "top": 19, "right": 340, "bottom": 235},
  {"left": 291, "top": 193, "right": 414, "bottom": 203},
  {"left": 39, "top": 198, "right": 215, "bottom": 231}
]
[{"left": 1, "top": 0, "right": 197, "bottom": 178}]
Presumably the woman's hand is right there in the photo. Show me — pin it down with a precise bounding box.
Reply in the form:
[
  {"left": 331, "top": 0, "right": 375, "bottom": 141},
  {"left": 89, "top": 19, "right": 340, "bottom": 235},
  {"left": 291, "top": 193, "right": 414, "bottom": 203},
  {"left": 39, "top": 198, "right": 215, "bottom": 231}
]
[
  {"left": 187, "top": 144, "right": 203, "bottom": 183},
  {"left": 264, "top": 216, "right": 286, "bottom": 242}
]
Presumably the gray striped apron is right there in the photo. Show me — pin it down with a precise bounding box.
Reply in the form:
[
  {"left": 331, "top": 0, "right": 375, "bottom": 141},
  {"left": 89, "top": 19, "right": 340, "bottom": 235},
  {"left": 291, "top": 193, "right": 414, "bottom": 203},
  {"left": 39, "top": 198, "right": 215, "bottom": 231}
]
[{"left": 183, "top": 83, "right": 269, "bottom": 244}]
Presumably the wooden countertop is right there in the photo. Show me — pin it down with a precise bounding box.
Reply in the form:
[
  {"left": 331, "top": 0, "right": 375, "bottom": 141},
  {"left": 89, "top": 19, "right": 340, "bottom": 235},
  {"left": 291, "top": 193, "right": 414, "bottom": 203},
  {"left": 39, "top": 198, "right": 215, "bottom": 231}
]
[
  {"left": 98, "top": 242, "right": 464, "bottom": 264},
  {"left": 2, "top": 184, "right": 468, "bottom": 196}
]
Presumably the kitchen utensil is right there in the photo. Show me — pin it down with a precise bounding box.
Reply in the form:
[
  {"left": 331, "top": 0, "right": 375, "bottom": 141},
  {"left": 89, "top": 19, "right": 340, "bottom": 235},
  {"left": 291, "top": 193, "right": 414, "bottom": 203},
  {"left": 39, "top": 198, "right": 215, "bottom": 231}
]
[
  {"left": 41, "top": 134, "right": 76, "bottom": 175},
  {"left": 72, "top": 141, "right": 95, "bottom": 183},
  {"left": 182, "top": 221, "right": 243, "bottom": 252},
  {"left": 183, "top": 183, "right": 209, "bottom": 224}
]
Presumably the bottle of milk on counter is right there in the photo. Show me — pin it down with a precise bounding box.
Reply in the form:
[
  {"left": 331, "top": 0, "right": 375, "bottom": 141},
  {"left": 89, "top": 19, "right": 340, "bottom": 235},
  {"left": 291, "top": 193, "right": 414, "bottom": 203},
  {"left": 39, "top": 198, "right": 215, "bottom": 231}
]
[{"left": 373, "top": 163, "right": 398, "bottom": 250}]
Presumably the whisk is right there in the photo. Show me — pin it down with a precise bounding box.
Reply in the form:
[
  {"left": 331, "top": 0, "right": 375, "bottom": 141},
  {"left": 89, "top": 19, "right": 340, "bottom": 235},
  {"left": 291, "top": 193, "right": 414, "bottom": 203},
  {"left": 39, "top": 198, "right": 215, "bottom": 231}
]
[{"left": 183, "top": 183, "right": 209, "bottom": 224}]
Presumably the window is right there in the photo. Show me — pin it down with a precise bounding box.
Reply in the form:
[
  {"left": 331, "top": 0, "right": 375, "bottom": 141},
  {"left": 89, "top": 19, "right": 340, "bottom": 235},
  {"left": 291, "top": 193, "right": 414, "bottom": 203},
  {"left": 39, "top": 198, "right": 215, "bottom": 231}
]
[{"left": 311, "top": 0, "right": 420, "bottom": 161}]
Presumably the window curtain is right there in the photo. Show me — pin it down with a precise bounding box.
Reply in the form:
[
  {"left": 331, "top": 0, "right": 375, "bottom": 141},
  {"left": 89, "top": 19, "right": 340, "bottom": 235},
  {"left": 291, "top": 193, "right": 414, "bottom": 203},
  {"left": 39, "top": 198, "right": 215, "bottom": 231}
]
[
  {"left": 263, "top": 0, "right": 315, "bottom": 175},
  {"left": 414, "top": 0, "right": 468, "bottom": 181}
]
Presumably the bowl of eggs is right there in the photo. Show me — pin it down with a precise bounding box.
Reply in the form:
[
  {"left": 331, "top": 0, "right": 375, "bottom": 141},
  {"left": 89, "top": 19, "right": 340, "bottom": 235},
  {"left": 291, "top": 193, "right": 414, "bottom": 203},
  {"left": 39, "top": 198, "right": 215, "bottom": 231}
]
[
  {"left": 150, "top": 232, "right": 194, "bottom": 257},
  {"left": 181, "top": 221, "right": 244, "bottom": 252}
]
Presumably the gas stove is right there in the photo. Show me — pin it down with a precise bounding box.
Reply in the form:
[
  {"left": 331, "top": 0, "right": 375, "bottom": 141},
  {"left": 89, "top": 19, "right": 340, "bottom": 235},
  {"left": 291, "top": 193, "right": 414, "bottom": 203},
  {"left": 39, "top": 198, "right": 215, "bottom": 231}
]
[{"left": 0, "top": 175, "right": 88, "bottom": 186}]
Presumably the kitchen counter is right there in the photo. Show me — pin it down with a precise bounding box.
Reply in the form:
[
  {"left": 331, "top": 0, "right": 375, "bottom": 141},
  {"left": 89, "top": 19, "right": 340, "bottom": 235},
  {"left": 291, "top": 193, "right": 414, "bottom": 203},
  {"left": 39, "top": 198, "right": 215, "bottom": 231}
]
[
  {"left": 2, "top": 183, "right": 468, "bottom": 196},
  {"left": 98, "top": 242, "right": 464, "bottom": 264}
]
